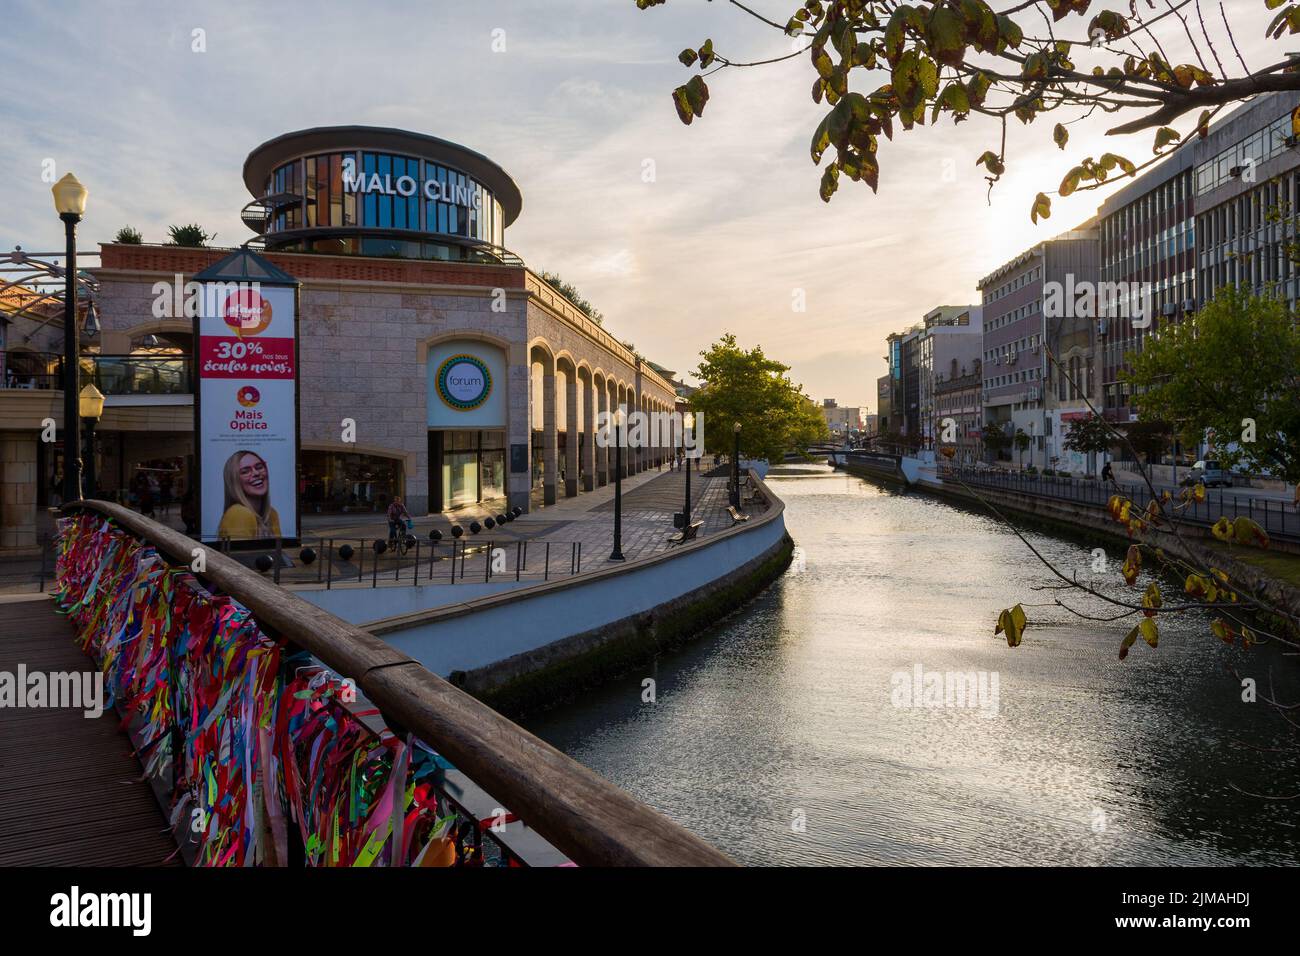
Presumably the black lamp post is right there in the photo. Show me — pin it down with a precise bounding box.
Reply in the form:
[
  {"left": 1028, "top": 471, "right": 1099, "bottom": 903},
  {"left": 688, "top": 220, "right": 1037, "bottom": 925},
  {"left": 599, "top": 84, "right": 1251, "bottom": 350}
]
[
  {"left": 610, "top": 405, "right": 625, "bottom": 561},
  {"left": 79, "top": 384, "right": 105, "bottom": 499},
  {"left": 682, "top": 411, "right": 694, "bottom": 525},
  {"left": 732, "top": 421, "right": 742, "bottom": 508},
  {"left": 52, "top": 173, "right": 88, "bottom": 504}
]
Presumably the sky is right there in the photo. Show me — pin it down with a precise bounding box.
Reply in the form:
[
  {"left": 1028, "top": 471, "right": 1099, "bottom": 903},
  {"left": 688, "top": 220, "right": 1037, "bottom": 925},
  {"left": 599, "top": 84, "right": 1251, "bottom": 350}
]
[{"left": 0, "top": 0, "right": 1285, "bottom": 409}]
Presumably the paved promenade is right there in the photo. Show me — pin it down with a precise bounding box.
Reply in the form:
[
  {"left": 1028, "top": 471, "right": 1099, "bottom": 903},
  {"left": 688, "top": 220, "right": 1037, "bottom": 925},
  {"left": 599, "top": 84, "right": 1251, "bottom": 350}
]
[{"left": 0, "top": 464, "right": 763, "bottom": 594}]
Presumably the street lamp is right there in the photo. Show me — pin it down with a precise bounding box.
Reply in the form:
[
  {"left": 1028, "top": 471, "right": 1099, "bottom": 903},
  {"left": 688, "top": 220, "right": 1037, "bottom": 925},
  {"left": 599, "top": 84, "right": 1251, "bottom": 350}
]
[
  {"left": 732, "top": 421, "right": 742, "bottom": 508},
  {"left": 610, "top": 405, "right": 626, "bottom": 561},
  {"left": 682, "top": 411, "right": 695, "bottom": 526},
  {"left": 52, "top": 173, "right": 88, "bottom": 504},
  {"left": 79, "top": 383, "right": 105, "bottom": 499}
]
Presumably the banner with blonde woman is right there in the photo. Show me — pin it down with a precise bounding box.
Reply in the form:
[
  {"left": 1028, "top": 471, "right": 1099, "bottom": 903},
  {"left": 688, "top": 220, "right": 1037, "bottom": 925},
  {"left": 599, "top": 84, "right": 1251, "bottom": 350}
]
[{"left": 194, "top": 253, "right": 299, "bottom": 543}]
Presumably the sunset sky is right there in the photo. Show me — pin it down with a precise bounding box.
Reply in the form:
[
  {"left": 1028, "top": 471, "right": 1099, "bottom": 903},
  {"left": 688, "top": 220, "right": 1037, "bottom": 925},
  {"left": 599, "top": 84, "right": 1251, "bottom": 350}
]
[{"left": 0, "top": 0, "right": 1284, "bottom": 408}]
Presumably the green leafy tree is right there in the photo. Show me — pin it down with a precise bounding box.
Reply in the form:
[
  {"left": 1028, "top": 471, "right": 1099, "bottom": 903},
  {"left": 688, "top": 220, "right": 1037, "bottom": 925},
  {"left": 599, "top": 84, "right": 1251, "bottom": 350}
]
[
  {"left": 539, "top": 272, "right": 604, "bottom": 325},
  {"left": 113, "top": 226, "right": 143, "bottom": 244},
  {"left": 167, "top": 224, "right": 214, "bottom": 247},
  {"left": 1064, "top": 413, "right": 1111, "bottom": 474},
  {"left": 690, "top": 333, "right": 828, "bottom": 461},
  {"left": 1013, "top": 429, "right": 1030, "bottom": 469},
  {"left": 1124, "top": 286, "right": 1300, "bottom": 483},
  {"left": 981, "top": 426, "right": 1009, "bottom": 459},
  {"left": 637, "top": 1, "right": 1300, "bottom": 217}
]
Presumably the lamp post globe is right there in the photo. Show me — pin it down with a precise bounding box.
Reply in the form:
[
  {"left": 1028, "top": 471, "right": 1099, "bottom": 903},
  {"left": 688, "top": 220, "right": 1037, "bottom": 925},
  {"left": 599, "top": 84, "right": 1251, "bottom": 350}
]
[{"left": 79, "top": 383, "right": 105, "bottom": 499}]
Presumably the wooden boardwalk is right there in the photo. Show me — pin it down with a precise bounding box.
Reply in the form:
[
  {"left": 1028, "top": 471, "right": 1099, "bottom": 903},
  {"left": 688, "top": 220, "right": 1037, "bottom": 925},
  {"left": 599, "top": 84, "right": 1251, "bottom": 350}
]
[{"left": 0, "top": 597, "right": 178, "bottom": 866}]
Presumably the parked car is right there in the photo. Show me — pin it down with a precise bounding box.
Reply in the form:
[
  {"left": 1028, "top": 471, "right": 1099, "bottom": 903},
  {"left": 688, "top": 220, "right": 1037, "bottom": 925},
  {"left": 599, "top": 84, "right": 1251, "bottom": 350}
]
[{"left": 1181, "top": 460, "right": 1233, "bottom": 488}]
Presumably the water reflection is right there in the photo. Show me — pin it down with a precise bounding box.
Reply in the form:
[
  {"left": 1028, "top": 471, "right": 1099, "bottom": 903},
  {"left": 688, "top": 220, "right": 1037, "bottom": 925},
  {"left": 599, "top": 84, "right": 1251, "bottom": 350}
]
[{"left": 525, "top": 463, "right": 1300, "bottom": 865}]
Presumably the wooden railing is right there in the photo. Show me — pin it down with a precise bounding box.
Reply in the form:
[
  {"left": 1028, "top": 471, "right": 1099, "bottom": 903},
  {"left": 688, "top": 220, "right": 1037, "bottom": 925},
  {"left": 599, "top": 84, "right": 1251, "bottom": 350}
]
[{"left": 61, "top": 499, "right": 733, "bottom": 867}]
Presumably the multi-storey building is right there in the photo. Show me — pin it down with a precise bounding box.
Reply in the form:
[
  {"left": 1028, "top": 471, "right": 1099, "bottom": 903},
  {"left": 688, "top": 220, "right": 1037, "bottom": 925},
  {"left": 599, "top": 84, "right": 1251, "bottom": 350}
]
[
  {"left": 1097, "top": 142, "right": 1197, "bottom": 422},
  {"left": 883, "top": 332, "right": 907, "bottom": 436},
  {"left": 977, "top": 225, "right": 1098, "bottom": 469},
  {"left": 1193, "top": 92, "right": 1300, "bottom": 307},
  {"left": 876, "top": 373, "right": 893, "bottom": 436},
  {"left": 934, "top": 359, "right": 983, "bottom": 465},
  {"left": 915, "top": 305, "right": 983, "bottom": 449},
  {"left": 821, "top": 399, "right": 862, "bottom": 436},
  {"left": 1098, "top": 92, "right": 1300, "bottom": 428}
]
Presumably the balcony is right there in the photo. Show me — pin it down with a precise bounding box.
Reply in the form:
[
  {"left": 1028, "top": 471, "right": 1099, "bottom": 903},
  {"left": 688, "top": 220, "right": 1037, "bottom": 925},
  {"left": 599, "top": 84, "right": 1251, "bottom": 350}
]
[
  {"left": 87, "top": 354, "right": 192, "bottom": 396},
  {"left": 3, "top": 351, "right": 193, "bottom": 396}
]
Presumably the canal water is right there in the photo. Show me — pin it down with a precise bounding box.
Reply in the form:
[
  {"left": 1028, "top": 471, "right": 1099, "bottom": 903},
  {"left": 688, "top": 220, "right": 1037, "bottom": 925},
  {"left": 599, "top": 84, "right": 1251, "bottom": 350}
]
[{"left": 525, "top": 462, "right": 1300, "bottom": 865}]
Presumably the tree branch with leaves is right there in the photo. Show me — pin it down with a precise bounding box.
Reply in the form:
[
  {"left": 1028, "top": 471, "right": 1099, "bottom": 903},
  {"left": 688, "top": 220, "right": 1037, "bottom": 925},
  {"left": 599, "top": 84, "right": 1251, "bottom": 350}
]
[{"left": 637, "top": 0, "right": 1300, "bottom": 217}]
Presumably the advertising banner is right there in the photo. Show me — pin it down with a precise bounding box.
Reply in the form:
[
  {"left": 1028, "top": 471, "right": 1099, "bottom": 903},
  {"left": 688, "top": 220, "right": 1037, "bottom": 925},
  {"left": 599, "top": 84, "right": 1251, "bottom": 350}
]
[{"left": 196, "top": 280, "right": 298, "bottom": 543}]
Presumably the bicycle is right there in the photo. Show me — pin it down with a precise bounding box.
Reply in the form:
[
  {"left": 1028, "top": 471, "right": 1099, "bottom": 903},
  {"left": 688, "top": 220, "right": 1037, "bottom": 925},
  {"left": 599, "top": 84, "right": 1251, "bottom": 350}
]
[{"left": 388, "top": 519, "right": 411, "bottom": 556}]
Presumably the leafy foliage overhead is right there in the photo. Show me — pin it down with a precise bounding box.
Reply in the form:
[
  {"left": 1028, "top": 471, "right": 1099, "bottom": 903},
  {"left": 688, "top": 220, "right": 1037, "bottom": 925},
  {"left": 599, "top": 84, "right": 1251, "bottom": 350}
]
[{"left": 637, "top": 0, "right": 1300, "bottom": 217}]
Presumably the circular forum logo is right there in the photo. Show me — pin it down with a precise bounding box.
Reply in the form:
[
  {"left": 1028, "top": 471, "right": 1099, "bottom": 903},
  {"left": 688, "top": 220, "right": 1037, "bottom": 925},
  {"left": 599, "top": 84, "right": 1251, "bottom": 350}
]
[
  {"left": 437, "top": 354, "right": 491, "bottom": 411},
  {"left": 222, "top": 289, "right": 272, "bottom": 337}
]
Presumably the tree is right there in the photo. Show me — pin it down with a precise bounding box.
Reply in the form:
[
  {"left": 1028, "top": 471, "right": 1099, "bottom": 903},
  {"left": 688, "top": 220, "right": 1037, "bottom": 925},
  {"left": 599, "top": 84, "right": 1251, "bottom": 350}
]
[
  {"left": 113, "top": 226, "right": 142, "bottom": 244},
  {"left": 167, "top": 224, "right": 214, "bottom": 247},
  {"left": 539, "top": 272, "right": 604, "bottom": 325},
  {"left": 1064, "top": 413, "right": 1111, "bottom": 474},
  {"left": 637, "top": 1, "right": 1300, "bottom": 217},
  {"left": 1124, "top": 285, "right": 1300, "bottom": 483},
  {"left": 1013, "top": 429, "right": 1030, "bottom": 469},
  {"left": 690, "top": 333, "right": 828, "bottom": 461},
  {"left": 981, "top": 426, "right": 1009, "bottom": 459}
]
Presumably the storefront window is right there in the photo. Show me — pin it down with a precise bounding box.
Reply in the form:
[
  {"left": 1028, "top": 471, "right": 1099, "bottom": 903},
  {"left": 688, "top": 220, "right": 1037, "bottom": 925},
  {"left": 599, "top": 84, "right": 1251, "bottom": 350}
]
[
  {"left": 300, "top": 451, "right": 402, "bottom": 513},
  {"left": 431, "top": 430, "right": 506, "bottom": 511}
]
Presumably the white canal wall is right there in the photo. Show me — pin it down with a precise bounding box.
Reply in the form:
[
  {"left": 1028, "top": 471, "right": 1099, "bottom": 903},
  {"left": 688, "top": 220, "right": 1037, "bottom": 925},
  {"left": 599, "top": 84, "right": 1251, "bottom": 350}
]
[{"left": 359, "top": 479, "right": 789, "bottom": 679}]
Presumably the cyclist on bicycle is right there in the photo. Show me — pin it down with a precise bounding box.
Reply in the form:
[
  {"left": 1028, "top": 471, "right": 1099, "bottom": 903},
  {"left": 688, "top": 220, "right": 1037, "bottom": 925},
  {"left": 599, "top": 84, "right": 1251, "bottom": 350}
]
[{"left": 387, "top": 497, "right": 411, "bottom": 547}]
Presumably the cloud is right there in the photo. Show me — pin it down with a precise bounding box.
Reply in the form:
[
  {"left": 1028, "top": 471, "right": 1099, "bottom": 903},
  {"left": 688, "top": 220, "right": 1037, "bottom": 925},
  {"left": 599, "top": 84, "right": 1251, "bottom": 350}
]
[{"left": 0, "top": 0, "right": 1288, "bottom": 407}]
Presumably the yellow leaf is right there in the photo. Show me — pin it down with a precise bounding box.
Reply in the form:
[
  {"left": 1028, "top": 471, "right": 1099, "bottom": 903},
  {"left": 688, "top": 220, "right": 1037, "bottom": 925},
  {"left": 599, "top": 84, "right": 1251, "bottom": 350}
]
[
  {"left": 1119, "top": 624, "right": 1139, "bottom": 660},
  {"left": 1233, "top": 516, "right": 1270, "bottom": 549},
  {"left": 1138, "top": 617, "right": 1159, "bottom": 648},
  {"left": 1142, "top": 581, "right": 1162, "bottom": 616},
  {"left": 995, "top": 603, "right": 1028, "bottom": 647},
  {"left": 1121, "top": 544, "right": 1141, "bottom": 585}
]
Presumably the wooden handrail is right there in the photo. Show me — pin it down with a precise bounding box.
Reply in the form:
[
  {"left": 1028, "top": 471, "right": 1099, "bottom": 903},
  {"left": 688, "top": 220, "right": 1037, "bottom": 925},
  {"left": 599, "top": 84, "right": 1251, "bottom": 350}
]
[{"left": 61, "top": 499, "right": 734, "bottom": 867}]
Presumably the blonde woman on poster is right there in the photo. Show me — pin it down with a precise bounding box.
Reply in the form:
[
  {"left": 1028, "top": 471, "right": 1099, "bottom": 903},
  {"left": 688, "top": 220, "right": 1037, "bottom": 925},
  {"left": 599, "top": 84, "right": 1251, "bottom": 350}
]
[{"left": 217, "top": 449, "right": 282, "bottom": 539}]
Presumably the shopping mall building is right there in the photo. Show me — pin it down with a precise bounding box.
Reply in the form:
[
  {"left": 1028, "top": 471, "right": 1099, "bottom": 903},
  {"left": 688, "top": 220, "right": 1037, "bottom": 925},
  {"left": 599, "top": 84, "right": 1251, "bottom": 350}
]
[{"left": 0, "top": 127, "right": 680, "bottom": 549}]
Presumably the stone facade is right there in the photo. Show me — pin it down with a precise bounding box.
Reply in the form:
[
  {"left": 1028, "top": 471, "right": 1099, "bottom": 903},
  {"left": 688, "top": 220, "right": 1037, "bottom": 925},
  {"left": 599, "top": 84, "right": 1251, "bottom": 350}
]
[{"left": 87, "top": 244, "right": 676, "bottom": 520}]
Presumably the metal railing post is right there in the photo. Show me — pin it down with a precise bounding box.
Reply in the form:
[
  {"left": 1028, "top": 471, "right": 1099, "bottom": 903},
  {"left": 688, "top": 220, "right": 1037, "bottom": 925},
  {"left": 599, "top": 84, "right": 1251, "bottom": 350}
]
[{"left": 326, "top": 538, "right": 334, "bottom": 590}]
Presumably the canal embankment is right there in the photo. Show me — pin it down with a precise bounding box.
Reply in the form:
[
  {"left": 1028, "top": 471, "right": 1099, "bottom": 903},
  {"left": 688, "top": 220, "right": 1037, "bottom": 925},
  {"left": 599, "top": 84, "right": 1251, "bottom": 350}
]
[
  {"left": 362, "top": 469, "right": 792, "bottom": 717},
  {"left": 840, "top": 460, "right": 1300, "bottom": 629}
]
